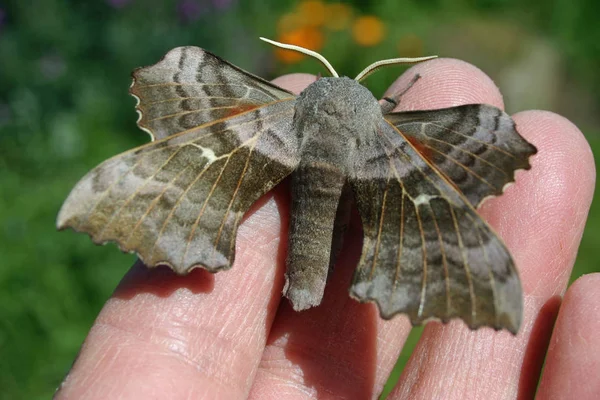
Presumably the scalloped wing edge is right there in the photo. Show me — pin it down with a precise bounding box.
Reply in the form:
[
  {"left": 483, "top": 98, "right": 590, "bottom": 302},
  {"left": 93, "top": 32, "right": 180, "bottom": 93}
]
[
  {"left": 56, "top": 220, "right": 230, "bottom": 274},
  {"left": 128, "top": 46, "right": 296, "bottom": 142},
  {"left": 384, "top": 112, "right": 538, "bottom": 210},
  {"left": 348, "top": 289, "right": 517, "bottom": 334}
]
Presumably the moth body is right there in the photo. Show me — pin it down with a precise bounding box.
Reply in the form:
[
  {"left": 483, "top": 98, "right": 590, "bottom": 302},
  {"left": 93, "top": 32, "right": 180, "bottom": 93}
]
[{"left": 285, "top": 77, "right": 382, "bottom": 310}]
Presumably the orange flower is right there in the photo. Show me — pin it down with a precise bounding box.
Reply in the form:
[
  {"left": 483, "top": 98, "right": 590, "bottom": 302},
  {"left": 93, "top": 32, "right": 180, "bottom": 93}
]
[
  {"left": 297, "top": 1, "right": 326, "bottom": 27},
  {"left": 324, "top": 3, "right": 353, "bottom": 31},
  {"left": 277, "top": 12, "right": 303, "bottom": 35},
  {"left": 352, "top": 16, "right": 385, "bottom": 47},
  {"left": 275, "top": 27, "right": 324, "bottom": 64}
]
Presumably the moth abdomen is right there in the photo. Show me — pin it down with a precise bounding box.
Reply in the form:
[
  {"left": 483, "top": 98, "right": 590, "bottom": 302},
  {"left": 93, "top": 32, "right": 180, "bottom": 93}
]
[{"left": 284, "top": 161, "right": 347, "bottom": 311}]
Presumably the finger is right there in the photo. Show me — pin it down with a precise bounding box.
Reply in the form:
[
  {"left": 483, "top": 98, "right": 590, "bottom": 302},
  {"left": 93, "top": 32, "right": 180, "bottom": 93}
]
[
  {"left": 385, "top": 57, "right": 505, "bottom": 111},
  {"left": 55, "top": 174, "right": 290, "bottom": 397},
  {"left": 249, "top": 58, "right": 517, "bottom": 399},
  {"left": 388, "top": 108, "right": 595, "bottom": 398},
  {"left": 537, "top": 273, "right": 600, "bottom": 400},
  {"left": 272, "top": 73, "right": 317, "bottom": 94}
]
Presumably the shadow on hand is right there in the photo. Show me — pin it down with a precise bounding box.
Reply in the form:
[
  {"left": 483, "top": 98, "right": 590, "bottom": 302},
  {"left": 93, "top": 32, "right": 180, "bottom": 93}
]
[
  {"left": 517, "top": 294, "right": 562, "bottom": 400},
  {"left": 113, "top": 260, "right": 216, "bottom": 299},
  {"left": 266, "top": 215, "right": 380, "bottom": 399},
  {"left": 111, "top": 185, "right": 291, "bottom": 301}
]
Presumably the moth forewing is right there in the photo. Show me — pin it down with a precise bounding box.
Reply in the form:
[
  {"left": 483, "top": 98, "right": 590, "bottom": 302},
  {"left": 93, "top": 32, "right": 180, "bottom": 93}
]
[
  {"left": 57, "top": 46, "right": 301, "bottom": 274},
  {"left": 129, "top": 46, "right": 296, "bottom": 142},
  {"left": 384, "top": 104, "right": 537, "bottom": 208}
]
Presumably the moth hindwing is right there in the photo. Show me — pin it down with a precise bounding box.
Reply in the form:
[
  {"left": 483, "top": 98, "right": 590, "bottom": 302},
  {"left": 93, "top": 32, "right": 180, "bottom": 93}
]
[{"left": 58, "top": 42, "right": 536, "bottom": 334}]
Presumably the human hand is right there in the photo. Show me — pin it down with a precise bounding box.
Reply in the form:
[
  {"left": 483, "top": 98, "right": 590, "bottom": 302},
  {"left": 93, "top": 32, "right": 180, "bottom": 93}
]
[{"left": 55, "top": 58, "right": 597, "bottom": 399}]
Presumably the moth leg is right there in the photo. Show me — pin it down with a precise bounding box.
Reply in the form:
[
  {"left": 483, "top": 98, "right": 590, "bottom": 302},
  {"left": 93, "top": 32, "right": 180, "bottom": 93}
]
[
  {"left": 379, "top": 73, "right": 421, "bottom": 114},
  {"left": 285, "top": 162, "right": 346, "bottom": 311}
]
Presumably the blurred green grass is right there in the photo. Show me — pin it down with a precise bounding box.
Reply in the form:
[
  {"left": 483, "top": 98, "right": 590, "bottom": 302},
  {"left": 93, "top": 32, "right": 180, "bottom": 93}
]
[{"left": 0, "top": 1, "right": 598, "bottom": 398}]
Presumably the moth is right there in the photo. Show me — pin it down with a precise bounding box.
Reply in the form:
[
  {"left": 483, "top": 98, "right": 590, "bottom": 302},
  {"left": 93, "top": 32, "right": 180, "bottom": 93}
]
[{"left": 58, "top": 38, "right": 536, "bottom": 334}]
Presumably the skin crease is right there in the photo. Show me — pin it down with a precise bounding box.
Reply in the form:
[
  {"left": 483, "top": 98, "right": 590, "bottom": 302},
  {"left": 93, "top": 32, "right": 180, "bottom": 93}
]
[{"left": 55, "top": 58, "right": 596, "bottom": 400}]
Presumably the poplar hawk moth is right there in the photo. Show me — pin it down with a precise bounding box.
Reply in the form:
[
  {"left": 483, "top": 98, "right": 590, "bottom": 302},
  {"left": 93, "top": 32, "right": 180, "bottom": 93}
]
[{"left": 58, "top": 39, "right": 536, "bottom": 334}]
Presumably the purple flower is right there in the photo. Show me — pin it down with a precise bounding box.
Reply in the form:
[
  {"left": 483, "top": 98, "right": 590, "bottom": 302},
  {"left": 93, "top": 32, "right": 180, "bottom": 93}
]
[
  {"left": 106, "top": 0, "right": 132, "bottom": 9},
  {"left": 177, "top": 0, "right": 209, "bottom": 22},
  {"left": 211, "top": 0, "right": 235, "bottom": 11}
]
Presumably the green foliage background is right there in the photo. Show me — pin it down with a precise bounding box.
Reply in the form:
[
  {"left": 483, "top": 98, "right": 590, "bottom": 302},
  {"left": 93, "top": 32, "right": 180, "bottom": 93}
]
[{"left": 0, "top": 1, "right": 597, "bottom": 398}]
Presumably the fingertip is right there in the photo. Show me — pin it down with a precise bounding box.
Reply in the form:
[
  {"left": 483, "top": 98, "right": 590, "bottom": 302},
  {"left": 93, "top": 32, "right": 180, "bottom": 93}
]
[
  {"left": 564, "top": 273, "right": 600, "bottom": 309},
  {"left": 386, "top": 58, "right": 505, "bottom": 111},
  {"left": 509, "top": 110, "right": 595, "bottom": 227},
  {"left": 272, "top": 73, "right": 316, "bottom": 95},
  {"left": 537, "top": 273, "right": 600, "bottom": 399},
  {"left": 512, "top": 110, "right": 596, "bottom": 191},
  {"left": 574, "top": 272, "right": 600, "bottom": 287},
  {"left": 561, "top": 274, "right": 600, "bottom": 339},
  {"left": 480, "top": 110, "right": 594, "bottom": 293}
]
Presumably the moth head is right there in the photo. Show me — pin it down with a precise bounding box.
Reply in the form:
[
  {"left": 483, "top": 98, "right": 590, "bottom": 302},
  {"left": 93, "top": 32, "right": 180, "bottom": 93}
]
[
  {"left": 296, "top": 76, "right": 382, "bottom": 124},
  {"left": 260, "top": 37, "right": 437, "bottom": 82}
]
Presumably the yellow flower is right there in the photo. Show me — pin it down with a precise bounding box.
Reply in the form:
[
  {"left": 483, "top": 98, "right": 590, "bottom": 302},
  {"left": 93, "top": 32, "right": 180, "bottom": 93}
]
[
  {"left": 275, "top": 27, "right": 324, "bottom": 64},
  {"left": 352, "top": 16, "right": 385, "bottom": 47},
  {"left": 324, "top": 3, "right": 353, "bottom": 31}
]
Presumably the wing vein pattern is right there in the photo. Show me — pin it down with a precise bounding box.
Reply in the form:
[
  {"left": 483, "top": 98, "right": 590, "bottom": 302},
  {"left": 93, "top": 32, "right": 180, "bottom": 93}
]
[
  {"left": 130, "top": 47, "right": 295, "bottom": 141},
  {"left": 349, "top": 119, "right": 522, "bottom": 333},
  {"left": 58, "top": 46, "right": 299, "bottom": 273},
  {"left": 385, "top": 104, "right": 536, "bottom": 207}
]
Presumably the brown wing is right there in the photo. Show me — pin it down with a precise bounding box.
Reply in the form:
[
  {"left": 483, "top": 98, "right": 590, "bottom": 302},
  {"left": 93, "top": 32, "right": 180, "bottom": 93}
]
[
  {"left": 130, "top": 46, "right": 296, "bottom": 141},
  {"left": 349, "top": 120, "right": 522, "bottom": 333},
  {"left": 385, "top": 104, "right": 536, "bottom": 208},
  {"left": 57, "top": 100, "right": 298, "bottom": 273}
]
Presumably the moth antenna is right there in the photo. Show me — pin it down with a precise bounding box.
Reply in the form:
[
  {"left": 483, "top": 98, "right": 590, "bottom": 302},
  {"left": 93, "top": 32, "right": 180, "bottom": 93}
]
[
  {"left": 354, "top": 55, "right": 438, "bottom": 82},
  {"left": 260, "top": 37, "right": 339, "bottom": 78}
]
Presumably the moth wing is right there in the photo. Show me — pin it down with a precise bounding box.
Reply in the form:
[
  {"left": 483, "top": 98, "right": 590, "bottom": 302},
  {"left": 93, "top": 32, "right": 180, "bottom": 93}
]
[
  {"left": 130, "top": 46, "right": 296, "bottom": 141},
  {"left": 385, "top": 105, "right": 536, "bottom": 208},
  {"left": 349, "top": 120, "right": 522, "bottom": 333},
  {"left": 57, "top": 100, "right": 298, "bottom": 273}
]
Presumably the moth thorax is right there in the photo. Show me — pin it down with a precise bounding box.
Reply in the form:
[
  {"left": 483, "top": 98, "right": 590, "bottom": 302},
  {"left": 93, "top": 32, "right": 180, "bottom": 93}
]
[{"left": 295, "top": 77, "right": 381, "bottom": 126}]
